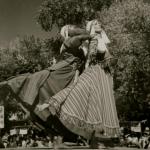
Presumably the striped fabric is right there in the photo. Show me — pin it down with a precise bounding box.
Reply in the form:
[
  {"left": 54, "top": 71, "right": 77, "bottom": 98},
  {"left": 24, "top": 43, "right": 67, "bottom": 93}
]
[{"left": 48, "top": 64, "right": 120, "bottom": 139}]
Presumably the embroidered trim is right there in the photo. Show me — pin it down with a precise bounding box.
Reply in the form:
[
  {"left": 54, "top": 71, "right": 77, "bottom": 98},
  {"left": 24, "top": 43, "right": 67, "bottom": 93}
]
[{"left": 48, "top": 98, "right": 119, "bottom": 138}]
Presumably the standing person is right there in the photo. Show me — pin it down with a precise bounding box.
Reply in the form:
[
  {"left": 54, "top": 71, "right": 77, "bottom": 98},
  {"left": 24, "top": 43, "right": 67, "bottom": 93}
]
[{"left": 37, "top": 19, "right": 120, "bottom": 143}]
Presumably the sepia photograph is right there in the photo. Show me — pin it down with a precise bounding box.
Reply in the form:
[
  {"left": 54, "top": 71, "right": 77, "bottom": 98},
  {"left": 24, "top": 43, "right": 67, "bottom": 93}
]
[{"left": 0, "top": 0, "right": 150, "bottom": 149}]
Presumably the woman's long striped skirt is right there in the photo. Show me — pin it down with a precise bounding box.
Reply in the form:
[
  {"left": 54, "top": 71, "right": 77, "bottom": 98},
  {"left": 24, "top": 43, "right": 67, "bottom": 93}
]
[{"left": 41, "top": 64, "right": 120, "bottom": 139}]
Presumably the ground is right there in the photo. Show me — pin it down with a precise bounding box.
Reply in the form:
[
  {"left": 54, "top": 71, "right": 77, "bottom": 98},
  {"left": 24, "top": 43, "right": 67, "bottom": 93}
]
[{"left": 0, "top": 147, "right": 143, "bottom": 150}]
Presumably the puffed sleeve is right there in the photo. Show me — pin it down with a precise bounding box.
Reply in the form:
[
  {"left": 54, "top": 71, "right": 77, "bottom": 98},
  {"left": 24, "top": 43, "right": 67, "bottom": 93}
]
[{"left": 101, "top": 30, "right": 110, "bottom": 44}]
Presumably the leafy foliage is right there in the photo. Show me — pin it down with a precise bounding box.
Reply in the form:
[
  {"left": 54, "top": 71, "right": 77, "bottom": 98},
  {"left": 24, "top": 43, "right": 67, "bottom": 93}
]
[
  {"left": 99, "top": 0, "right": 150, "bottom": 121},
  {"left": 0, "top": 34, "right": 63, "bottom": 81},
  {"left": 37, "top": 0, "right": 113, "bottom": 31},
  {"left": 37, "top": 0, "right": 150, "bottom": 121}
]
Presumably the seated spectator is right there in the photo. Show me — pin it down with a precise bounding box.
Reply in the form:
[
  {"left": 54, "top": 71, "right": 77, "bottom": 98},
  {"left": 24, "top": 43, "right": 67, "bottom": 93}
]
[
  {"left": 36, "top": 137, "right": 45, "bottom": 148},
  {"left": 3, "top": 140, "right": 8, "bottom": 148},
  {"left": 0, "top": 138, "right": 5, "bottom": 148}
]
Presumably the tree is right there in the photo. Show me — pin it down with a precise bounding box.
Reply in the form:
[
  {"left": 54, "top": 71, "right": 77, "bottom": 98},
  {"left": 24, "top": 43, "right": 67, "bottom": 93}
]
[
  {"left": 98, "top": 0, "right": 150, "bottom": 121},
  {"left": 37, "top": 0, "right": 150, "bottom": 121},
  {"left": 0, "top": 35, "right": 62, "bottom": 81},
  {"left": 37, "top": 0, "right": 113, "bottom": 31}
]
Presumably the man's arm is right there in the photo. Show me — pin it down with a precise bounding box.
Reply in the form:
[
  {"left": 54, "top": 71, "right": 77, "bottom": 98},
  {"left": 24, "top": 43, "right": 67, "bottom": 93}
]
[
  {"left": 68, "top": 28, "right": 89, "bottom": 37},
  {"left": 64, "top": 34, "right": 91, "bottom": 49}
]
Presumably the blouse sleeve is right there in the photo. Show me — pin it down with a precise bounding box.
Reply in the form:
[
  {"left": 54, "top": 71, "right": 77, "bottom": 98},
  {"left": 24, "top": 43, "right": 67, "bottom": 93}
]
[{"left": 101, "top": 30, "right": 111, "bottom": 44}]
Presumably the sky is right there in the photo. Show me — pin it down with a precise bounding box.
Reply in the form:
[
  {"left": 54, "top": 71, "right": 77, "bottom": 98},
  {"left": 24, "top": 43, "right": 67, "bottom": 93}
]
[{"left": 0, "top": 0, "right": 51, "bottom": 48}]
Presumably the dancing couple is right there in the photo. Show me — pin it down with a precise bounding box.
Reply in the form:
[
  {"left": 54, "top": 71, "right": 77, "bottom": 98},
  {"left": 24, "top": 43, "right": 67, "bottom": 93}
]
[{"left": 0, "top": 16, "right": 119, "bottom": 146}]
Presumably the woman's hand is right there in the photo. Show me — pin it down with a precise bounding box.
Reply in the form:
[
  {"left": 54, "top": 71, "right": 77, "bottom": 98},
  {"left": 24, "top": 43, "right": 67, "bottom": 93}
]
[
  {"left": 74, "top": 70, "right": 79, "bottom": 84},
  {"left": 37, "top": 103, "right": 49, "bottom": 111},
  {"left": 85, "top": 60, "right": 90, "bottom": 69}
]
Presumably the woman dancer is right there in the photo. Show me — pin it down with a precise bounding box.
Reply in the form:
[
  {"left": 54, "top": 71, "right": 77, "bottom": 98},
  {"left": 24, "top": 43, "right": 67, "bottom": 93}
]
[{"left": 37, "top": 19, "right": 120, "bottom": 141}]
